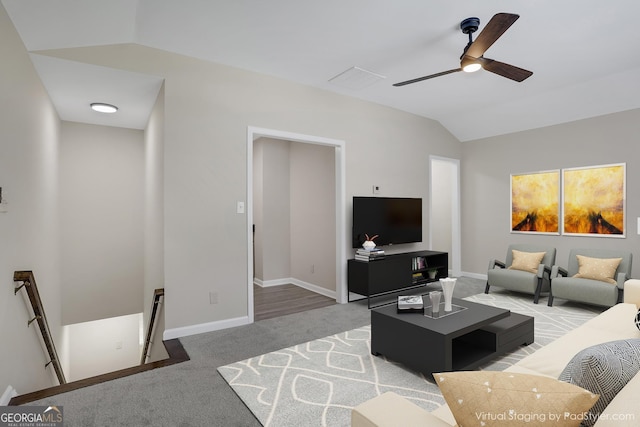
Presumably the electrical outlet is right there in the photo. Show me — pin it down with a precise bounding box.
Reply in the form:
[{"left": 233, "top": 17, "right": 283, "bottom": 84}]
[
  {"left": 209, "top": 292, "right": 219, "bottom": 304},
  {"left": 372, "top": 185, "right": 381, "bottom": 194},
  {"left": 0, "top": 187, "right": 7, "bottom": 213},
  {"left": 236, "top": 201, "right": 245, "bottom": 214}
]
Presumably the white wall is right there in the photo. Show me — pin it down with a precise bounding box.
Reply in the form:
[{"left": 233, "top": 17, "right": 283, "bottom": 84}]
[
  {"left": 62, "top": 313, "right": 142, "bottom": 382},
  {"left": 253, "top": 140, "right": 265, "bottom": 281},
  {"left": 431, "top": 159, "right": 454, "bottom": 267},
  {"left": 253, "top": 138, "right": 336, "bottom": 293},
  {"left": 461, "top": 109, "right": 640, "bottom": 278},
  {"left": 12, "top": 43, "right": 463, "bottom": 337},
  {"left": 257, "top": 138, "right": 291, "bottom": 282},
  {"left": 290, "top": 143, "right": 336, "bottom": 291},
  {"left": 59, "top": 122, "right": 145, "bottom": 325},
  {"left": 143, "top": 84, "right": 166, "bottom": 360},
  {"left": 0, "top": 4, "right": 63, "bottom": 392}
]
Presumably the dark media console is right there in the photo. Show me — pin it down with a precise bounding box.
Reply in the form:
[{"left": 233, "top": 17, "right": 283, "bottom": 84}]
[{"left": 348, "top": 250, "right": 448, "bottom": 308}]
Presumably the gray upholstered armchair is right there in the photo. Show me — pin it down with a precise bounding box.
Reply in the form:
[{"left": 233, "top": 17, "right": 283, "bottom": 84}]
[
  {"left": 548, "top": 248, "right": 632, "bottom": 308},
  {"left": 485, "top": 244, "right": 556, "bottom": 304}
]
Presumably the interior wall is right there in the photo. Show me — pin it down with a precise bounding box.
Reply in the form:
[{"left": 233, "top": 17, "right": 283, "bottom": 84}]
[
  {"left": 461, "top": 108, "right": 640, "bottom": 278},
  {"left": 143, "top": 83, "right": 165, "bottom": 357},
  {"left": 0, "top": 3, "right": 63, "bottom": 393},
  {"left": 62, "top": 313, "right": 142, "bottom": 382},
  {"left": 290, "top": 142, "right": 336, "bottom": 292},
  {"left": 59, "top": 121, "right": 145, "bottom": 325},
  {"left": 34, "top": 43, "right": 463, "bottom": 336},
  {"left": 253, "top": 140, "right": 264, "bottom": 281},
  {"left": 253, "top": 138, "right": 336, "bottom": 294},
  {"left": 255, "top": 138, "right": 291, "bottom": 282},
  {"left": 430, "top": 158, "right": 454, "bottom": 268}
]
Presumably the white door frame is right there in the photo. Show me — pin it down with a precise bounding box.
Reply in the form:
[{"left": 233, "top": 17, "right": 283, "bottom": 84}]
[
  {"left": 246, "top": 126, "right": 347, "bottom": 323},
  {"left": 428, "top": 155, "right": 462, "bottom": 276}
]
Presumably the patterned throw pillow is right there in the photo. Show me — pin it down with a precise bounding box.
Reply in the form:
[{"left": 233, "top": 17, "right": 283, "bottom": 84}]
[
  {"left": 559, "top": 339, "right": 640, "bottom": 426},
  {"left": 434, "top": 371, "right": 599, "bottom": 426},
  {"left": 636, "top": 309, "right": 640, "bottom": 331},
  {"left": 573, "top": 255, "right": 622, "bottom": 285},
  {"left": 508, "top": 250, "right": 546, "bottom": 274}
]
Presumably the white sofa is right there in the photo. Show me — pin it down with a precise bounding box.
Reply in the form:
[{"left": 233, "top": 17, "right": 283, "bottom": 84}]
[{"left": 352, "top": 279, "right": 640, "bottom": 427}]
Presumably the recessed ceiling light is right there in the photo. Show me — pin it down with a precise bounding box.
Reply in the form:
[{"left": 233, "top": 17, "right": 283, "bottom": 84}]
[{"left": 90, "top": 103, "right": 118, "bottom": 113}]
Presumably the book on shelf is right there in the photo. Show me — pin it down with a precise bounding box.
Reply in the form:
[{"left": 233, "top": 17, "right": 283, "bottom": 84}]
[
  {"left": 412, "top": 256, "right": 427, "bottom": 270},
  {"left": 355, "top": 248, "right": 385, "bottom": 261},
  {"left": 397, "top": 295, "right": 424, "bottom": 311},
  {"left": 412, "top": 272, "right": 425, "bottom": 283}
]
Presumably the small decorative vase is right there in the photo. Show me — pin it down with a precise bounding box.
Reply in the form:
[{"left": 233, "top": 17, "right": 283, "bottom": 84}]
[
  {"left": 362, "top": 240, "right": 376, "bottom": 251},
  {"left": 440, "top": 277, "right": 457, "bottom": 312},
  {"left": 429, "top": 291, "right": 442, "bottom": 313}
]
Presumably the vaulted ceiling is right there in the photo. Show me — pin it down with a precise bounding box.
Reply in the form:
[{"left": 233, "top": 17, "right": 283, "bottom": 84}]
[{"left": 3, "top": 0, "right": 640, "bottom": 141}]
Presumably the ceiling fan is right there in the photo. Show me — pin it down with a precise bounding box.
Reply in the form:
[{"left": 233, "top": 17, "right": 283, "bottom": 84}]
[{"left": 393, "top": 13, "right": 533, "bottom": 87}]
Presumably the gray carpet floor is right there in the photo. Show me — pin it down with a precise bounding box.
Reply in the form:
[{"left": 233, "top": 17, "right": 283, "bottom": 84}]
[{"left": 23, "top": 277, "right": 486, "bottom": 427}]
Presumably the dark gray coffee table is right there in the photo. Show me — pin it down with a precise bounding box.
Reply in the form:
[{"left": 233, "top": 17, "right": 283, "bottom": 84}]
[{"left": 371, "top": 298, "right": 534, "bottom": 375}]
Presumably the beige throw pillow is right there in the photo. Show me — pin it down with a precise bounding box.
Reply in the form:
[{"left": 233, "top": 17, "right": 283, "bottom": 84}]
[
  {"left": 434, "top": 371, "right": 599, "bottom": 427},
  {"left": 508, "top": 249, "right": 546, "bottom": 274},
  {"left": 574, "top": 255, "right": 622, "bottom": 285}
]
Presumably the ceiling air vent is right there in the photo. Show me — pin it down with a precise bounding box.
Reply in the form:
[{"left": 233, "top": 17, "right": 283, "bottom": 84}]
[{"left": 328, "top": 66, "right": 386, "bottom": 90}]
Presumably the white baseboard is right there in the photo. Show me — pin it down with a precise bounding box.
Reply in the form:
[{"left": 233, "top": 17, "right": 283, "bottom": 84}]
[
  {"left": 256, "top": 278, "right": 293, "bottom": 287},
  {"left": 254, "top": 277, "right": 337, "bottom": 300},
  {"left": 290, "top": 278, "right": 337, "bottom": 300},
  {"left": 163, "top": 316, "right": 250, "bottom": 340},
  {"left": 1, "top": 385, "right": 17, "bottom": 405},
  {"left": 461, "top": 271, "right": 487, "bottom": 281}
]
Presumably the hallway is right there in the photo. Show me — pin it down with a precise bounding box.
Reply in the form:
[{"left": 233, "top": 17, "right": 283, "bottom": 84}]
[{"left": 253, "top": 284, "right": 336, "bottom": 321}]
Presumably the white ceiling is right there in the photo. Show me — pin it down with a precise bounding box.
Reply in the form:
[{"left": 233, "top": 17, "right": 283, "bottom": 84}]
[{"left": 3, "top": 0, "right": 640, "bottom": 140}]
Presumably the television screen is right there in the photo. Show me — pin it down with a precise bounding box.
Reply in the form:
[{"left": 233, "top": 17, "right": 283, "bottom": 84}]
[{"left": 352, "top": 197, "right": 422, "bottom": 248}]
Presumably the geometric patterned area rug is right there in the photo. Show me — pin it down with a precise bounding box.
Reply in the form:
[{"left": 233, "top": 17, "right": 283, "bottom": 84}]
[{"left": 217, "top": 291, "right": 603, "bottom": 427}]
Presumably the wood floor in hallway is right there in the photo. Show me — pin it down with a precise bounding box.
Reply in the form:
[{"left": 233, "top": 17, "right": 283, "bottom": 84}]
[{"left": 253, "top": 283, "right": 336, "bottom": 321}]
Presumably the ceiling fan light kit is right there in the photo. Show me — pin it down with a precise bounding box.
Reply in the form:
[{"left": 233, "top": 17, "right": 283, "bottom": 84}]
[
  {"left": 461, "top": 58, "right": 481, "bottom": 73},
  {"left": 394, "top": 13, "right": 532, "bottom": 86}
]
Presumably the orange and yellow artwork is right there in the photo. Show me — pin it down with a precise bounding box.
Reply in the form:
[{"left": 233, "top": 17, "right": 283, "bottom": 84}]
[
  {"left": 511, "top": 170, "right": 560, "bottom": 233},
  {"left": 563, "top": 164, "right": 625, "bottom": 236}
]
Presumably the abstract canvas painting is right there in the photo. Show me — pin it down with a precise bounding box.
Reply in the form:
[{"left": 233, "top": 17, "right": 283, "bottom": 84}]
[
  {"left": 563, "top": 163, "right": 625, "bottom": 236},
  {"left": 511, "top": 170, "right": 560, "bottom": 234}
]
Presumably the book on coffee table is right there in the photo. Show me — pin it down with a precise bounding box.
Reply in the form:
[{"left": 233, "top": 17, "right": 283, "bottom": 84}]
[{"left": 397, "top": 295, "right": 423, "bottom": 312}]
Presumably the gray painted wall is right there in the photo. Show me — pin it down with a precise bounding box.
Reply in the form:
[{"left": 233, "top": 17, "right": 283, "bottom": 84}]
[
  {"left": 40, "top": 43, "right": 461, "bottom": 333},
  {"left": 461, "top": 109, "right": 640, "bottom": 279},
  {"left": 0, "top": 4, "right": 63, "bottom": 394},
  {"left": 59, "top": 122, "right": 144, "bottom": 325}
]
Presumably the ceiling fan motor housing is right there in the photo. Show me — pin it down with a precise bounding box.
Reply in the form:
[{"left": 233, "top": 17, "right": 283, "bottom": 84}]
[{"left": 460, "top": 17, "right": 480, "bottom": 34}]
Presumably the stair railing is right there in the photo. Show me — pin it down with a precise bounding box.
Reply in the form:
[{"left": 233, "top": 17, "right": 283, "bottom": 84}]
[
  {"left": 140, "top": 288, "right": 164, "bottom": 365},
  {"left": 13, "top": 270, "right": 66, "bottom": 385}
]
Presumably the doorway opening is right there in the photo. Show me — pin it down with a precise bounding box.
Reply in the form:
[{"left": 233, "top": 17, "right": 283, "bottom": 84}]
[
  {"left": 429, "top": 156, "right": 461, "bottom": 276},
  {"left": 246, "top": 127, "right": 347, "bottom": 323}
]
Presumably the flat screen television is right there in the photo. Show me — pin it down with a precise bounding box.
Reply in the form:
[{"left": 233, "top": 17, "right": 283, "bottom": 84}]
[{"left": 352, "top": 196, "right": 422, "bottom": 248}]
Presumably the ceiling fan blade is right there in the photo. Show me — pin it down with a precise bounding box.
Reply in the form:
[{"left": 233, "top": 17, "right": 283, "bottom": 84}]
[
  {"left": 465, "top": 13, "right": 519, "bottom": 59},
  {"left": 477, "top": 57, "right": 533, "bottom": 82},
  {"left": 393, "top": 68, "right": 462, "bottom": 86}
]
